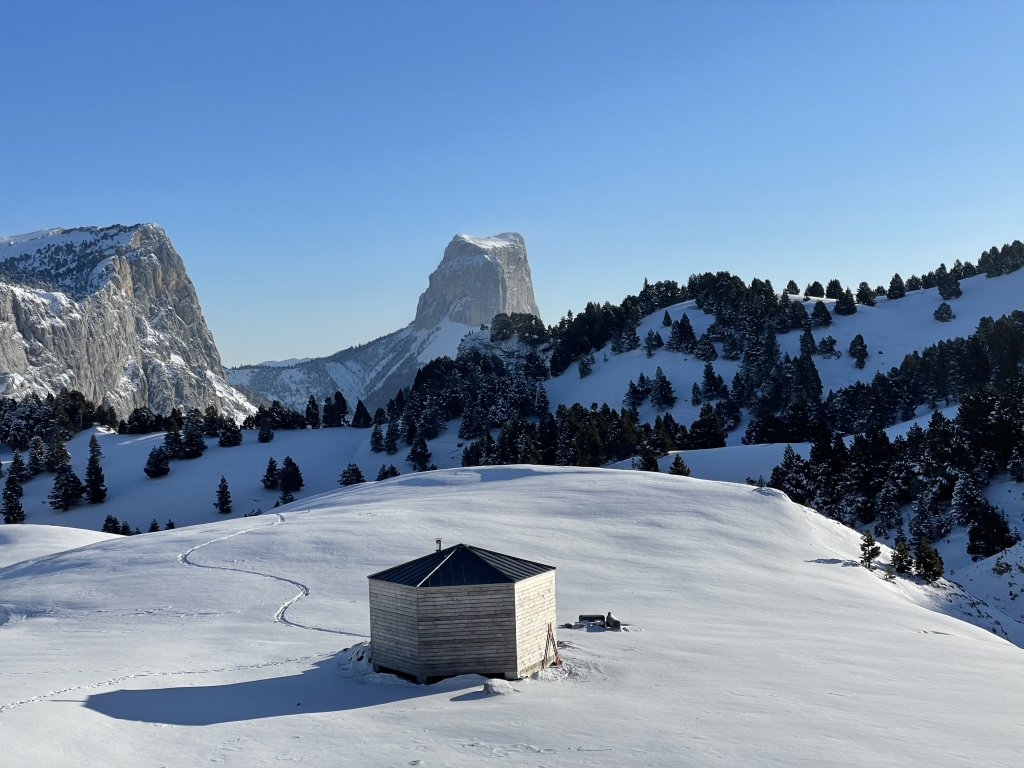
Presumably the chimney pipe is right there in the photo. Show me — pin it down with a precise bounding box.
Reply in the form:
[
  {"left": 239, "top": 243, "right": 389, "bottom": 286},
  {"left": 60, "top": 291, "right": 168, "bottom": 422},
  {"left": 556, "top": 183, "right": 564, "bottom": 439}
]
[{"left": 436, "top": 538, "right": 442, "bottom": 552}]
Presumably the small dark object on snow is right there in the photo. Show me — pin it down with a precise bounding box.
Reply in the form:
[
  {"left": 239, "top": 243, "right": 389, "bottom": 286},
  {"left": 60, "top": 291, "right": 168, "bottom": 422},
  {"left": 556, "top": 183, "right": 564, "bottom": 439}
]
[
  {"left": 579, "top": 614, "right": 605, "bottom": 624},
  {"left": 605, "top": 612, "right": 622, "bottom": 630}
]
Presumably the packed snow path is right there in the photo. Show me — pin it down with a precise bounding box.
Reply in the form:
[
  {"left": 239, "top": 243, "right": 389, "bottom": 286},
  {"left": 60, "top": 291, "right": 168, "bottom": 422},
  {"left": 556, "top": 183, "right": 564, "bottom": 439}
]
[{"left": 177, "top": 512, "right": 365, "bottom": 638}]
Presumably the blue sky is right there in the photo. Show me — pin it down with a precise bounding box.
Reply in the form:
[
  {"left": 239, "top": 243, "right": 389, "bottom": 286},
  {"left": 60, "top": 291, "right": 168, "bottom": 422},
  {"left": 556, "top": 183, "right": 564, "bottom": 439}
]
[{"left": 1, "top": 2, "right": 1022, "bottom": 365}]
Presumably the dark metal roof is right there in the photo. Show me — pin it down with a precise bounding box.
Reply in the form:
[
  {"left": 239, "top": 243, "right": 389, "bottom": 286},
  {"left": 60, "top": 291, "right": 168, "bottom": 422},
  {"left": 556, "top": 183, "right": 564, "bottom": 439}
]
[{"left": 368, "top": 544, "right": 555, "bottom": 588}]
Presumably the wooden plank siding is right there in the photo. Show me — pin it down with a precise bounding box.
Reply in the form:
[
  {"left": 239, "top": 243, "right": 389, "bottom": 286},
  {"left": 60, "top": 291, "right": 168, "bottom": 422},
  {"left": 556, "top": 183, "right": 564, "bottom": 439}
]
[
  {"left": 368, "top": 580, "right": 419, "bottom": 675},
  {"left": 514, "top": 572, "right": 557, "bottom": 676},
  {"left": 416, "top": 584, "right": 518, "bottom": 677}
]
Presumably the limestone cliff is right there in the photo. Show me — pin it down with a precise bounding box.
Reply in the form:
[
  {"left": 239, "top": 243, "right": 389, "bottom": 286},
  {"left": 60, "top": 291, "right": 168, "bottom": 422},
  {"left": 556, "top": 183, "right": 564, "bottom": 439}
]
[
  {"left": 229, "top": 232, "right": 542, "bottom": 411},
  {"left": 0, "top": 224, "right": 254, "bottom": 421},
  {"left": 413, "top": 233, "right": 541, "bottom": 329}
]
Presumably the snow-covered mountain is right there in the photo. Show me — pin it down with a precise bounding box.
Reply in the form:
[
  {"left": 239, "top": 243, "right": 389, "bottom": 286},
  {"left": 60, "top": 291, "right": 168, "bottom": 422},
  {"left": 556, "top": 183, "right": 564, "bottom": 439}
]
[
  {"left": 3, "top": 466, "right": 1024, "bottom": 766},
  {"left": 0, "top": 225, "right": 254, "bottom": 421},
  {"left": 228, "top": 232, "right": 541, "bottom": 411}
]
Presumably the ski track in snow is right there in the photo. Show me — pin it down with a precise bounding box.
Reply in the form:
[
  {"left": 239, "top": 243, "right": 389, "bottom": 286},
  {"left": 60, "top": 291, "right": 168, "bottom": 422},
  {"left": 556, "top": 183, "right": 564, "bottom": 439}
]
[
  {"left": 0, "top": 513, "right": 365, "bottom": 715},
  {"left": 177, "top": 512, "right": 366, "bottom": 638}
]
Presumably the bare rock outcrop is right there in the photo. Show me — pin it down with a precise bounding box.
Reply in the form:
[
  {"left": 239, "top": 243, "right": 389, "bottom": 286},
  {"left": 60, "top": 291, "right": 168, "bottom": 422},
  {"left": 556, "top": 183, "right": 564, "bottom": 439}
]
[
  {"left": 413, "top": 233, "right": 541, "bottom": 330},
  {"left": 229, "top": 231, "right": 542, "bottom": 411},
  {"left": 0, "top": 224, "right": 254, "bottom": 421}
]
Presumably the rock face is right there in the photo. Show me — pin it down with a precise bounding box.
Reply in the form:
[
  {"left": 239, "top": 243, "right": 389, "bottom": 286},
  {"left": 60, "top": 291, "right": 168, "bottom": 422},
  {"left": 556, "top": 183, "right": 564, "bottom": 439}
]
[
  {"left": 229, "top": 232, "right": 542, "bottom": 411},
  {"left": 413, "top": 233, "right": 540, "bottom": 330},
  {"left": 0, "top": 224, "right": 254, "bottom": 421}
]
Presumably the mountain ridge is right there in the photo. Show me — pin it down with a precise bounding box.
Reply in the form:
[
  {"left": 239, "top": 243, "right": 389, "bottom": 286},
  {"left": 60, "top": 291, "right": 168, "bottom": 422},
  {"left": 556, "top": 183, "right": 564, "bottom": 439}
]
[
  {"left": 228, "top": 231, "right": 541, "bottom": 411},
  {"left": 0, "top": 223, "right": 254, "bottom": 420}
]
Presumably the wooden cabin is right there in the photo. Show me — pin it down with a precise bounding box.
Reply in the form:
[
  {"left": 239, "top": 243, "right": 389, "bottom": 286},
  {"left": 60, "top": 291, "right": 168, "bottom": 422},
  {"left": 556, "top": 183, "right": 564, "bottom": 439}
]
[{"left": 368, "top": 543, "right": 556, "bottom": 684}]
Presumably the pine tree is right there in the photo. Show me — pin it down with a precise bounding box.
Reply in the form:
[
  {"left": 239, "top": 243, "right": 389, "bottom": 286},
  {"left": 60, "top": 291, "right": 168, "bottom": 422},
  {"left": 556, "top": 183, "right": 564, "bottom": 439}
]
[
  {"left": 887, "top": 273, "right": 906, "bottom": 300},
  {"left": 45, "top": 430, "right": 70, "bottom": 472},
  {"left": 2, "top": 469, "right": 24, "bottom": 524},
  {"left": 810, "top": 300, "right": 832, "bottom": 327},
  {"left": 855, "top": 281, "right": 877, "bottom": 306},
  {"left": 825, "top": 279, "right": 844, "bottom": 299},
  {"left": 662, "top": 310, "right": 672, "bottom": 327},
  {"left": 407, "top": 436, "right": 435, "bottom": 472},
  {"left": 817, "top": 335, "right": 841, "bottom": 359},
  {"left": 258, "top": 417, "right": 274, "bottom": 443},
  {"left": 340, "top": 463, "right": 366, "bottom": 486},
  {"left": 148, "top": 519, "right": 160, "bottom": 533},
  {"left": 799, "top": 326, "right": 817, "bottom": 357},
  {"left": 834, "top": 287, "right": 857, "bottom": 316},
  {"left": 805, "top": 281, "right": 825, "bottom": 298},
  {"left": 333, "top": 392, "right": 349, "bottom": 425},
  {"left": 181, "top": 409, "right": 207, "bottom": 458},
  {"left": 689, "top": 403, "right": 727, "bottom": 449},
  {"left": 305, "top": 395, "right": 321, "bottom": 429},
  {"left": 785, "top": 279, "right": 800, "bottom": 295},
  {"left": 636, "top": 450, "right": 660, "bottom": 472},
  {"left": 261, "top": 457, "right": 280, "bottom": 490},
  {"left": 376, "top": 464, "right": 400, "bottom": 481},
  {"left": 913, "top": 539, "right": 944, "bottom": 583},
  {"left": 643, "top": 330, "right": 664, "bottom": 358},
  {"left": 933, "top": 302, "right": 955, "bottom": 322},
  {"left": 101, "top": 514, "right": 121, "bottom": 533},
  {"left": 1008, "top": 447, "right": 1024, "bottom": 482},
  {"left": 351, "top": 399, "right": 373, "bottom": 428},
  {"left": 163, "top": 428, "right": 184, "bottom": 458},
  {"left": 384, "top": 423, "right": 399, "bottom": 455},
  {"left": 967, "top": 506, "right": 1018, "bottom": 559},
  {"left": 650, "top": 367, "right": 677, "bottom": 409},
  {"left": 48, "top": 464, "right": 84, "bottom": 511},
  {"left": 859, "top": 530, "right": 881, "bottom": 569},
  {"left": 891, "top": 537, "right": 914, "bottom": 574},
  {"left": 28, "top": 435, "right": 45, "bottom": 476},
  {"left": 278, "top": 489, "right": 295, "bottom": 505},
  {"left": 279, "top": 456, "right": 304, "bottom": 494},
  {"left": 369, "top": 424, "right": 385, "bottom": 452},
  {"left": 214, "top": 476, "right": 232, "bottom": 514},
  {"left": 9, "top": 450, "right": 29, "bottom": 484},
  {"left": 691, "top": 382, "right": 702, "bottom": 406},
  {"left": 578, "top": 353, "right": 594, "bottom": 378},
  {"left": 218, "top": 420, "right": 243, "bottom": 447},
  {"left": 694, "top": 333, "right": 718, "bottom": 362},
  {"left": 666, "top": 315, "right": 697, "bottom": 353},
  {"left": 936, "top": 272, "right": 963, "bottom": 300},
  {"left": 165, "top": 519, "right": 176, "bottom": 530},
  {"left": 85, "top": 434, "right": 107, "bottom": 504},
  {"left": 144, "top": 446, "right": 170, "bottom": 478},
  {"left": 668, "top": 454, "right": 691, "bottom": 476},
  {"left": 848, "top": 334, "right": 869, "bottom": 368}
]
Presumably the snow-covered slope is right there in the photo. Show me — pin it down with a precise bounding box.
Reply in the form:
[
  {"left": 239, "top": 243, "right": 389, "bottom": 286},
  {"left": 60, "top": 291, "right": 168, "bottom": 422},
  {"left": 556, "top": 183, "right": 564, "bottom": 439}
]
[
  {"left": 0, "top": 224, "right": 254, "bottom": 421},
  {"left": 2, "top": 467, "right": 1023, "bottom": 766},
  {"left": 538, "top": 268, "right": 1024, "bottom": 442},
  {"left": 228, "top": 232, "right": 541, "bottom": 411},
  {"left": 0, "top": 524, "right": 116, "bottom": 569}
]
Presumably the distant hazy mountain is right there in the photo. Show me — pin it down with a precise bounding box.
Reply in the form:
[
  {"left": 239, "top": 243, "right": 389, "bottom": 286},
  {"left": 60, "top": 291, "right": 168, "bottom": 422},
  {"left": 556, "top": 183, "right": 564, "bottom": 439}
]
[
  {"left": 0, "top": 224, "right": 254, "bottom": 421},
  {"left": 228, "top": 232, "right": 541, "bottom": 411}
]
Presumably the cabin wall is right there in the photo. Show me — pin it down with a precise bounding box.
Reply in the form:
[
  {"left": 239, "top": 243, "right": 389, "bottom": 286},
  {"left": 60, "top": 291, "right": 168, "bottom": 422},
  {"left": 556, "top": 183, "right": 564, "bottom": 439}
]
[
  {"left": 514, "top": 571, "right": 557, "bottom": 677},
  {"left": 416, "top": 583, "right": 518, "bottom": 678},
  {"left": 368, "top": 580, "right": 419, "bottom": 676}
]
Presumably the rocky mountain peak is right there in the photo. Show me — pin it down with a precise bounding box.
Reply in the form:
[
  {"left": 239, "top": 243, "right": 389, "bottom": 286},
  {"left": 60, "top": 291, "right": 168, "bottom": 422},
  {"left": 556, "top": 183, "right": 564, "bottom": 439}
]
[
  {"left": 0, "top": 223, "right": 253, "bottom": 420},
  {"left": 413, "top": 232, "right": 541, "bottom": 330}
]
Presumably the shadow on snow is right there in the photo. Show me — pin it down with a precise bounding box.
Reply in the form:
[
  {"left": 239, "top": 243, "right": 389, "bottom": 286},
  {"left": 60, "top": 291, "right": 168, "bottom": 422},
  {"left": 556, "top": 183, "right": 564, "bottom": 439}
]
[{"left": 84, "top": 653, "right": 481, "bottom": 725}]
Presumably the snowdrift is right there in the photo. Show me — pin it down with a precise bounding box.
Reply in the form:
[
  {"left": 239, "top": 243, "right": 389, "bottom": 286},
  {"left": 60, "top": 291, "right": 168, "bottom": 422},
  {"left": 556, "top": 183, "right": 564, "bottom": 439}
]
[{"left": 2, "top": 466, "right": 1023, "bottom": 766}]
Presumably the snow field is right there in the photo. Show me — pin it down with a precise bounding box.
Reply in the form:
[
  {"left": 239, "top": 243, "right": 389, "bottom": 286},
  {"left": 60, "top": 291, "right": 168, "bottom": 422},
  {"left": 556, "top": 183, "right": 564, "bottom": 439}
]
[{"left": 2, "top": 466, "right": 1024, "bottom": 766}]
